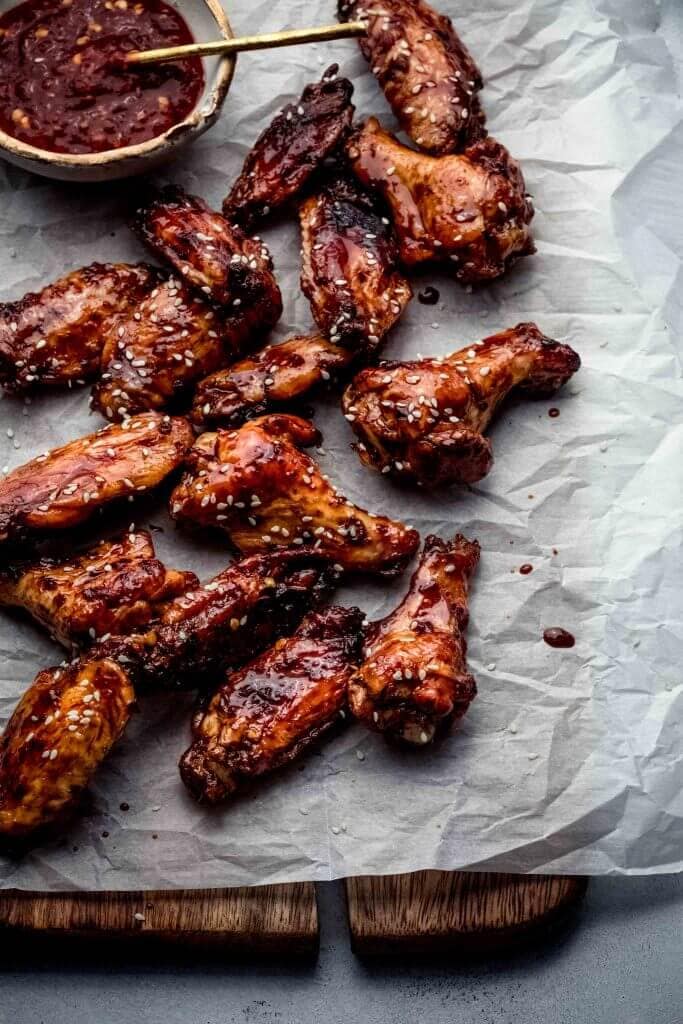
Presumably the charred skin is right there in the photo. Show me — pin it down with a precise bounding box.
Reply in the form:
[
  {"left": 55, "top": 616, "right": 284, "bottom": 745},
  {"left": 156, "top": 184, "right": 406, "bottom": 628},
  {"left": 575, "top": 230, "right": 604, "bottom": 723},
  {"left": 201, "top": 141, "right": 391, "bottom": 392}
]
[
  {"left": 347, "top": 118, "right": 535, "bottom": 283},
  {"left": 0, "top": 655, "right": 134, "bottom": 840},
  {"left": 101, "top": 548, "right": 338, "bottom": 690},
  {"left": 349, "top": 534, "right": 479, "bottom": 745},
  {"left": 191, "top": 333, "right": 354, "bottom": 428},
  {"left": 343, "top": 323, "right": 580, "bottom": 486},
  {"left": 91, "top": 276, "right": 242, "bottom": 421},
  {"left": 0, "top": 262, "right": 159, "bottom": 392},
  {"left": 0, "top": 530, "right": 196, "bottom": 649},
  {"left": 339, "top": 0, "right": 485, "bottom": 155},
  {"left": 300, "top": 175, "right": 412, "bottom": 355},
  {"left": 180, "top": 606, "right": 364, "bottom": 803},
  {"left": 132, "top": 185, "right": 283, "bottom": 338},
  {"left": 170, "top": 414, "right": 419, "bottom": 577},
  {"left": 223, "top": 64, "right": 355, "bottom": 227},
  {"left": 0, "top": 413, "right": 194, "bottom": 545}
]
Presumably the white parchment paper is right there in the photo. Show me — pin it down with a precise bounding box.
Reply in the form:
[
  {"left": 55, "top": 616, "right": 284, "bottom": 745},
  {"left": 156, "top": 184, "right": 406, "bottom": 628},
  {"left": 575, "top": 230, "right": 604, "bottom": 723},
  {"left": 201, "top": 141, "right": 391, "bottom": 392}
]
[{"left": 0, "top": 0, "right": 681, "bottom": 889}]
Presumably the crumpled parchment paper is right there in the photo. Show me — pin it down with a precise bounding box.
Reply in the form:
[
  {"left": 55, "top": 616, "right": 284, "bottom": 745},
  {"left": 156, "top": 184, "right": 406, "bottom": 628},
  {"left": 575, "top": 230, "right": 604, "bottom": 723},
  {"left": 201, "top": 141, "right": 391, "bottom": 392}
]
[{"left": 0, "top": 0, "right": 681, "bottom": 890}]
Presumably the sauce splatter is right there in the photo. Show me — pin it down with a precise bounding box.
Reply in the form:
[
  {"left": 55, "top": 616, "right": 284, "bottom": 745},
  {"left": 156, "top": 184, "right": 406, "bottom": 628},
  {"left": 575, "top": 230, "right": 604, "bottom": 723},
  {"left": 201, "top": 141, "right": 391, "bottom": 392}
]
[
  {"left": 418, "top": 286, "right": 440, "bottom": 305},
  {"left": 543, "top": 628, "right": 575, "bottom": 649},
  {"left": 519, "top": 563, "right": 533, "bottom": 575},
  {"left": 548, "top": 407, "right": 560, "bottom": 418},
  {"left": 0, "top": 0, "right": 204, "bottom": 154}
]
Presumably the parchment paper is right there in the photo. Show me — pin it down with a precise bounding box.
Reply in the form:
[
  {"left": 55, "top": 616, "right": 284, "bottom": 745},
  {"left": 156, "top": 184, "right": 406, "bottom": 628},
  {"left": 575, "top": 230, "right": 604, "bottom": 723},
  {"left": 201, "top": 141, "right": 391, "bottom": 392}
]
[{"left": 0, "top": 0, "right": 681, "bottom": 890}]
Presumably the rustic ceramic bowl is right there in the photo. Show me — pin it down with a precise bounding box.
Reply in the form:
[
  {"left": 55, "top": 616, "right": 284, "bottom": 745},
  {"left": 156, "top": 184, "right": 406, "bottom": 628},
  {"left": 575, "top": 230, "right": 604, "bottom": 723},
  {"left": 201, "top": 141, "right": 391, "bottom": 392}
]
[{"left": 0, "top": 0, "right": 235, "bottom": 182}]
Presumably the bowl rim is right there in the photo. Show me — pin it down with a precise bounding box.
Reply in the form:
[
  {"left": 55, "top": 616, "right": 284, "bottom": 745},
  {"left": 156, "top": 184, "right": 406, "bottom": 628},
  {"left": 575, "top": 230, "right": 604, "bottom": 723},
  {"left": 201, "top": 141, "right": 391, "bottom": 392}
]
[{"left": 0, "top": 0, "right": 235, "bottom": 168}]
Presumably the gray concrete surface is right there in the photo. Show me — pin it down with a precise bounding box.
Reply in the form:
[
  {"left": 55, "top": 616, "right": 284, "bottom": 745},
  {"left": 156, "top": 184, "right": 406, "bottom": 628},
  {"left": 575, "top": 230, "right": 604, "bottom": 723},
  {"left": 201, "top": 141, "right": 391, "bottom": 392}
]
[{"left": 2, "top": 875, "right": 682, "bottom": 1024}]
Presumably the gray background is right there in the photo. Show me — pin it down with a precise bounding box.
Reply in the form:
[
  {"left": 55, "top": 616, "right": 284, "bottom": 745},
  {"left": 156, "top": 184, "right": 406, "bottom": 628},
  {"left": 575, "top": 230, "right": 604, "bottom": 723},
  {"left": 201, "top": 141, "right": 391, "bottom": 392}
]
[{"left": 1, "top": 875, "right": 682, "bottom": 1024}]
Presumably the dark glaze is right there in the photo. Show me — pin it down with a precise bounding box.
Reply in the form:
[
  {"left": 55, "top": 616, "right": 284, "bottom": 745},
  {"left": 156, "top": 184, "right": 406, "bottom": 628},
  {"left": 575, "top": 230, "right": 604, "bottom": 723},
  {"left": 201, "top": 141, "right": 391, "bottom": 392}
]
[
  {"left": 418, "top": 286, "right": 440, "bottom": 305},
  {"left": 342, "top": 322, "right": 581, "bottom": 487},
  {"left": 346, "top": 118, "right": 535, "bottom": 283},
  {"left": 223, "top": 65, "right": 355, "bottom": 227},
  {"left": 0, "top": 0, "right": 203, "bottom": 154},
  {"left": 519, "top": 563, "right": 533, "bottom": 575},
  {"left": 0, "top": 412, "right": 193, "bottom": 544},
  {"left": 348, "top": 533, "right": 479, "bottom": 745},
  {"left": 543, "top": 628, "right": 575, "bottom": 649},
  {"left": 299, "top": 174, "right": 412, "bottom": 355},
  {"left": 179, "top": 606, "right": 364, "bottom": 803},
  {"left": 169, "top": 414, "right": 419, "bottom": 576},
  {"left": 101, "top": 548, "right": 339, "bottom": 690},
  {"left": 191, "top": 333, "right": 354, "bottom": 428},
  {"left": 0, "top": 262, "right": 159, "bottom": 392}
]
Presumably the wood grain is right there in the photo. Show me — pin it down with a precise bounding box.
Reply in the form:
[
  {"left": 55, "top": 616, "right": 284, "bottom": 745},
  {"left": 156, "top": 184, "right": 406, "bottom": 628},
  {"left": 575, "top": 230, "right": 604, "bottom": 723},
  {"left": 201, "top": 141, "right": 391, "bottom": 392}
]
[
  {"left": 0, "top": 883, "right": 318, "bottom": 958},
  {"left": 346, "top": 871, "right": 587, "bottom": 956}
]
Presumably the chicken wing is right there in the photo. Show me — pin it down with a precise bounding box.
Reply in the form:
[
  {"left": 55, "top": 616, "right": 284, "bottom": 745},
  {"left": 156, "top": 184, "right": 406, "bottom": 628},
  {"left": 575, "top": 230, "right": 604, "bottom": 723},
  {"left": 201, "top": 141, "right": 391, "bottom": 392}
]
[
  {"left": 349, "top": 533, "right": 478, "bottom": 744},
  {"left": 0, "top": 262, "right": 159, "bottom": 392},
  {"left": 191, "top": 333, "right": 354, "bottom": 428},
  {"left": 342, "top": 323, "right": 580, "bottom": 486},
  {"left": 180, "top": 605, "right": 364, "bottom": 803},
  {"left": 132, "top": 185, "right": 283, "bottom": 335},
  {"left": 339, "top": 0, "right": 485, "bottom": 155},
  {"left": 223, "top": 64, "right": 355, "bottom": 227},
  {"left": 0, "top": 654, "right": 134, "bottom": 840},
  {"left": 347, "top": 118, "right": 535, "bottom": 282},
  {"left": 0, "top": 413, "right": 193, "bottom": 544},
  {"left": 300, "top": 174, "right": 412, "bottom": 354},
  {"left": 91, "top": 276, "right": 240, "bottom": 422},
  {"left": 103, "top": 548, "right": 337, "bottom": 690},
  {"left": 170, "top": 414, "right": 419, "bottom": 576},
  {"left": 0, "top": 530, "right": 196, "bottom": 649}
]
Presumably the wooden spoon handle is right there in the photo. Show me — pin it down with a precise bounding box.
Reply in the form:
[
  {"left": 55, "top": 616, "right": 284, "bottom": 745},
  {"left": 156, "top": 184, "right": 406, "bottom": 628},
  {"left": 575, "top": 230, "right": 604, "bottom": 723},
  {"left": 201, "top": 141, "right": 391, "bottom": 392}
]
[{"left": 125, "top": 21, "right": 367, "bottom": 67}]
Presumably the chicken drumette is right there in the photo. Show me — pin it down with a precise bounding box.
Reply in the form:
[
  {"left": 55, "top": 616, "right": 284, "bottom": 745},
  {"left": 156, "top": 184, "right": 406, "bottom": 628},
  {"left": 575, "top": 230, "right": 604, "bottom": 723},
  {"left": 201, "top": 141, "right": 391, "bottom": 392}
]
[
  {"left": 339, "top": 0, "right": 485, "bottom": 155},
  {"left": 105, "top": 548, "right": 338, "bottom": 691},
  {"left": 300, "top": 175, "right": 412, "bottom": 354},
  {"left": 343, "top": 323, "right": 580, "bottom": 486},
  {"left": 223, "top": 64, "right": 355, "bottom": 227},
  {"left": 0, "top": 530, "right": 196, "bottom": 649},
  {"left": 0, "top": 653, "right": 134, "bottom": 840},
  {"left": 132, "top": 186, "right": 282, "bottom": 335},
  {"left": 191, "top": 333, "right": 353, "bottom": 428},
  {"left": 0, "top": 262, "right": 158, "bottom": 392},
  {"left": 0, "top": 413, "right": 193, "bottom": 544},
  {"left": 180, "top": 605, "right": 363, "bottom": 803},
  {"left": 170, "top": 414, "right": 419, "bottom": 576},
  {"left": 91, "top": 276, "right": 240, "bottom": 422},
  {"left": 347, "top": 118, "right": 535, "bottom": 283},
  {"left": 349, "top": 534, "right": 479, "bottom": 745}
]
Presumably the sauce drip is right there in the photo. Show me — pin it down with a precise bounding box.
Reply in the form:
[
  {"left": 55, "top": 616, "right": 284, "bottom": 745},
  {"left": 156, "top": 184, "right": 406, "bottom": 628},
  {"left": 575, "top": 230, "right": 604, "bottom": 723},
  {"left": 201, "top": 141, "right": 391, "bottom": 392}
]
[
  {"left": 519, "top": 563, "right": 533, "bottom": 575},
  {"left": 418, "top": 286, "right": 440, "bottom": 305},
  {"left": 548, "top": 407, "right": 560, "bottom": 418},
  {"left": 0, "top": 0, "right": 204, "bottom": 154},
  {"left": 543, "top": 628, "right": 575, "bottom": 649}
]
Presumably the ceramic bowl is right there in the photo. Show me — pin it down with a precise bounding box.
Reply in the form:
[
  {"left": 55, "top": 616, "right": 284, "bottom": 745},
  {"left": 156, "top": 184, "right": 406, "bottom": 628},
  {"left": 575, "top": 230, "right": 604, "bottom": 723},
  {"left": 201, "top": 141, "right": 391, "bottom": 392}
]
[{"left": 0, "top": 0, "right": 235, "bottom": 182}]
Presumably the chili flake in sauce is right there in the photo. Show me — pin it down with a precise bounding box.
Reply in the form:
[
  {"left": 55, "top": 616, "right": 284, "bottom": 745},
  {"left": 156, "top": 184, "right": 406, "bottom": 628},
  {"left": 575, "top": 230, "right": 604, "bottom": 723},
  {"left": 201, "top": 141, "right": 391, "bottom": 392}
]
[{"left": 0, "top": 0, "right": 204, "bottom": 154}]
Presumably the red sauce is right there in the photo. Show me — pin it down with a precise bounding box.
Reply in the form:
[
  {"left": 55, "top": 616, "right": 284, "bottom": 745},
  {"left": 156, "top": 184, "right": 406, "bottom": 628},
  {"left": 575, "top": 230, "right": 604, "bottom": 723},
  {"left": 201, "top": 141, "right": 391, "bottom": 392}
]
[
  {"left": 0, "top": 0, "right": 204, "bottom": 154},
  {"left": 543, "top": 628, "right": 575, "bottom": 649},
  {"left": 548, "top": 407, "right": 560, "bottom": 418},
  {"left": 519, "top": 563, "right": 533, "bottom": 575}
]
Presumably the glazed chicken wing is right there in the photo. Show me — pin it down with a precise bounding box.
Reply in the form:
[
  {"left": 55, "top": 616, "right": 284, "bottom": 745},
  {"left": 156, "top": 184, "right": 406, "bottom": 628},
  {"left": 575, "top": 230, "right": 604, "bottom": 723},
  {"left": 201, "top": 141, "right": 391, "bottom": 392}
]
[
  {"left": 105, "top": 548, "right": 338, "bottom": 690},
  {"left": 223, "top": 64, "right": 355, "bottom": 227},
  {"left": 170, "top": 414, "right": 419, "bottom": 576},
  {"left": 191, "top": 333, "right": 354, "bottom": 428},
  {"left": 300, "top": 175, "right": 412, "bottom": 354},
  {"left": 0, "top": 654, "right": 134, "bottom": 840},
  {"left": 339, "top": 0, "right": 485, "bottom": 155},
  {"left": 347, "top": 118, "right": 534, "bottom": 283},
  {"left": 0, "top": 530, "right": 196, "bottom": 649},
  {"left": 180, "top": 605, "right": 364, "bottom": 803},
  {"left": 349, "top": 534, "right": 478, "bottom": 745},
  {"left": 0, "top": 413, "right": 193, "bottom": 544},
  {"left": 91, "top": 276, "right": 240, "bottom": 422},
  {"left": 0, "top": 262, "right": 159, "bottom": 392},
  {"left": 343, "top": 323, "right": 580, "bottom": 487},
  {"left": 133, "top": 185, "right": 282, "bottom": 335}
]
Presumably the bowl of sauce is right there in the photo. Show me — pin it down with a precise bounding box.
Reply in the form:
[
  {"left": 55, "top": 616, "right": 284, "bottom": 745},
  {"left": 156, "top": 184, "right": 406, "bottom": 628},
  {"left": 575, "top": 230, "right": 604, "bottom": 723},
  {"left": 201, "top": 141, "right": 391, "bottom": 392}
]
[{"left": 0, "top": 0, "right": 235, "bottom": 180}]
